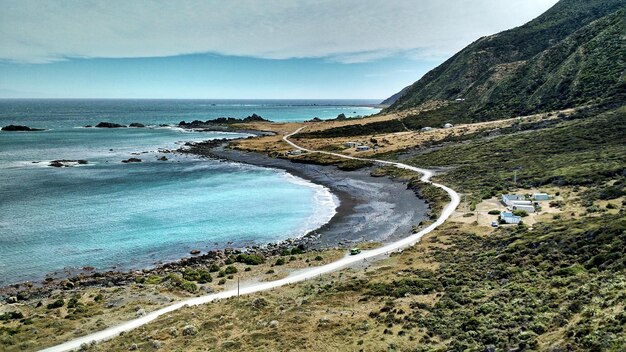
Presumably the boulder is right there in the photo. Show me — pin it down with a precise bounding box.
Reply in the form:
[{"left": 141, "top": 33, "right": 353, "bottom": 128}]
[
  {"left": 95, "top": 122, "right": 126, "bottom": 128},
  {"left": 190, "top": 249, "right": 201, "bottom": 255},
  {"left": 2, "top": 125, "right": 45, "bottom": 131},
  {"left": 129, "top": 123, "right": 145, "bottom": 128},
  {"left": 158, "top": 156, "right": 168, "bottom": 161},
  {"left": 182, "top": 325, "right": 197, "bottom": 336}
]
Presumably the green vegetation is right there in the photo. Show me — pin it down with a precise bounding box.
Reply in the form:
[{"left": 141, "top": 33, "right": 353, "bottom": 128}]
[
  {"left": 46, "top": 299, "right": 64, "bottom": 309},
  {"left": 401, "top": 108, "right": 626, "bottom": 205},
  {"left": 387, "top": 0, "right": 626, "bottom": 123},
  {"left": 297, "top": 119, "right": 405, "bottom": 138},
  {"left": 289, "top": 152, "right": 373, "bottom": 171},
  {"left": 236, "top": 253, "right": 265, "bottom": 265},
  {"left": 354, "top": 214, "right": 626, "bottom": 351}
]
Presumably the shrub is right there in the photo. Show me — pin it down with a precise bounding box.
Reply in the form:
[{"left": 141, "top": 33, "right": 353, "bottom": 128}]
[
  {"left": 47, "top": 299, "right": 64, "bottom": 309},
  {"left": 209, "top": 263, "right": 220, "bottom": 272},
  {"left": 488, "top": 210, "right": 501, "bottom": 215},
  {"left": 218, "top": 278, "right": 226, "bottom": 285},
  {"left": 291, "top": 247, "right": 305, "bottom": 255},
  {"left": 236, "top": 254, "right": 265, "bottom": 265},
  {"left": 275, "top": 258, "right": 285, "bottom": 266},
  {"left": 266, "top": 269, "right": 275, "bottom": 274},
  {"left": 198, "top": 270, "right": 212, "bottom": 283},
  {"left": 182, "top": 268, "right": 200, "bottom": 282},
  {"left": 217, "top": 270, "right": 225, "bottom": 278},
  {"left": 144, "top": 275, "right": 162, "bottom": 285},
  {"left": 94, "top": 294, "right": 104, "bottom": 302},
  {"left": 0, "top": 312, "right": 23, "bottom": 321},
  {"left": 181, "top": 281, "right": 198, "bottom": 293},
  {"left": 224, "top": 265, "right": 238, "bottom": 275},
  {"left": 314, "top": 255, "right": 324, "bottom": 261},
  {"left": 244, "top": 267, "right": 252, "bottom": 272}
]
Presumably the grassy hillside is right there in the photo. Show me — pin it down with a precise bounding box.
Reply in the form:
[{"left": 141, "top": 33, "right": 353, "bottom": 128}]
[
  {"left": 399, "top": 107, "right": 626, "bottom": 204},
  {"left": 386, "top": 0, "right": 626, "bottom": 124}
]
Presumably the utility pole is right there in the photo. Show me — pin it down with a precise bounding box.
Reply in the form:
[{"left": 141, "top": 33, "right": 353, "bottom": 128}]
[{"left": 237, "top": 276, "right": 240, "bottom": 298}]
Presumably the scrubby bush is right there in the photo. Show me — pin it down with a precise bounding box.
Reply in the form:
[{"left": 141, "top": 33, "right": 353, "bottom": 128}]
[
  {"left": 47, "top": 299, "right": 64, "bottom": 309},
  {"left": 224, "top": 265, "right": 238, "bottom": 275},
  {"left": 218, "top": 279, "right": 226, "bottom": 285},
  {"left": 488, "top": 210, "right": 501, "bottom": 215},
  {"left": 198, "top": 270, "right": 212, "bottom": 283},
  {"left": 275, "top": 258, "right": 285, "bottom": 266},
  {"left": 236, "top": 254, "right": 265, "bottom": 265}
]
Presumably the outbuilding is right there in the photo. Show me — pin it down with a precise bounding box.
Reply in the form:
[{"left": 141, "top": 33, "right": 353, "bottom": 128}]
[
  {"left": 502, "top": 194, "right": 525, "bottom": 206},
  {"left": 532, "top": 193, "right": 550, "bottom": 201},
  {"left": 500, "top": 211, "right": 522, "bottom": 224},
  {"left": 356, "top": 145, "right": 370, "bottom": 151},
  {"left": 512, "top": 204, "right": 535, "bottom": 213},
  {"left": 443, "top": 123, "right": 454, "bottom": 128}
]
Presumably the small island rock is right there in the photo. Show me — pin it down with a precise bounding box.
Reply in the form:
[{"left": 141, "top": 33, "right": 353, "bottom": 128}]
[
  {"left": 2, "top": 125, "right": 45, "bottom": 131},
  {"left": 122, "top": 158, "right": 142, "bottom": 163},
  {"left": 95, "top": 122, "right": 126, "bottom": 128}
]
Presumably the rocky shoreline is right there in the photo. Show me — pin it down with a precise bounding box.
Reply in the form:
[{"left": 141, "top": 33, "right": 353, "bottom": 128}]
[{"left": 1, "top": 130, "right": 429, "bottom": 303}]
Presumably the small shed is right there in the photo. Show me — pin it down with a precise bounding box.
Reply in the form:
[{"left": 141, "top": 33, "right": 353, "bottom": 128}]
[
  {"left": 344, "top": 142, "right": 358, "bottom": 148},
  {"left": 443, "top": 123, "right": 454, "bottom": 128},
  {"left": 532, "top": 193, "right": 550, "bottom": 201},
  {"left": 502, "top": 194, "right": 525, "bottom": 206},
  {"left": 510, "top": 200, "right": 533, "bottom": 207},
  {"left": 513, "top": 204, "right": 535, "bottom": 213},
  {"left": 356, "top": 145, "right": 370, "bottom": 151},
  {"left": 421, "top": 127, "right": 433, "bottom": 132},
  {"left": 500, "top": 211, "right": 522, "bottom": 224},
  {"left": 288, "top": 149, "right": 303, "bottom": 156}
]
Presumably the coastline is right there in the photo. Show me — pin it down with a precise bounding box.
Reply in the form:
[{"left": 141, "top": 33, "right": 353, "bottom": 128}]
[
  {"left": 0, "top": 131, "right": 428, "bottom": 294},
  {"left": 186, "top": 140, "right": 430, "bottom": 248}
]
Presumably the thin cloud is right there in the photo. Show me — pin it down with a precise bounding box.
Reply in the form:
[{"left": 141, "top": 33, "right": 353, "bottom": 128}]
[{"left": 0, "top": 0, "right": 559, "bottom": 64}]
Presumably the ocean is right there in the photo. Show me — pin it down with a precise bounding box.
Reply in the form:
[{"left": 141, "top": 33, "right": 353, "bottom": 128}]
[{"left": 0, "top": 99, "right": 380, "bottom": 286}]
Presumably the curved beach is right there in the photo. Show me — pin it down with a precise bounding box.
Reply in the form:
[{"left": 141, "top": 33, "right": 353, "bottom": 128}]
[{"left": 40, "top": 128, "right": 460, "bottom": 352}]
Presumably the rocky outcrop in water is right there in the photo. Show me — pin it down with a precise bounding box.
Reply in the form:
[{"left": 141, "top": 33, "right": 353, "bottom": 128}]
[
  {"left": 2, "top": 125, "right": 45, "bottom": 131},
  {"left": 122, "top": 158, "right": 142, "bottom": 163},
  {"left": 179, "top": 114, "right": 271, "bottom": 128},
  {"left": 95, "top": 122, "right": 126, "bottom": 128},
  {"left": 49, "top": 160, "right": 88, "bottom": 167},
  {"left": 129, "top": 123, "right": 145, "bottom": 128}
]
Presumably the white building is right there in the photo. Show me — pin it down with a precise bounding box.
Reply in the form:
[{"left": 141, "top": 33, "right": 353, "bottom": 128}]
[
  {"left": 421, "top": 127, "right": 433, "bottom": 132},
  {"left": 502, "top": 194, "right": 525, "bottom": 206},
  {"left": 532, "top": 193, "right": 550, "bottom": 201},
  {"left": 500, "top": 211, "right": 522, "bottom": 224},
  {"left": 344, "top": 142, "right": 358, "bottom": 148},
  {"left": 443, "top": 123, "right": 454, "bottom": 128},
  {"left": 512, "top": 204, "right": 535, "bottom": 213},
  {"left": 356, "top": 145, "right": 370, "bottom": 151}
]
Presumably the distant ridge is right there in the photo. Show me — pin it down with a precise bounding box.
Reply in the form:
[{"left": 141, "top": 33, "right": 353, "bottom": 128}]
[{"left": 384, "top": 0, "right": 626, "bottom": 121}]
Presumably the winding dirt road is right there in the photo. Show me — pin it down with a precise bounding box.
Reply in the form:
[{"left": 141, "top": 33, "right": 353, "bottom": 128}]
[{"left": 41, "top": 127, "right": 460, "bottom": 352}]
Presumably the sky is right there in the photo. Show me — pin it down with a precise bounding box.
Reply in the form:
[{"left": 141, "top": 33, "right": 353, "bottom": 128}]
[{"left": 0, "top": 0, "right": 559, "bottom": 99}]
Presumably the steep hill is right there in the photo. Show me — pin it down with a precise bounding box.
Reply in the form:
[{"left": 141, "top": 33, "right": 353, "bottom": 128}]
[{"left": 386, "top": 0, "right": 626, "bottom": 122}]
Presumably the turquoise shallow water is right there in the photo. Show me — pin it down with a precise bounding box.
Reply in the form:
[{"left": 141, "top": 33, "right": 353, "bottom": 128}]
[{"left": 0, "top": 100, "right": 372, "bottom": 285}]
